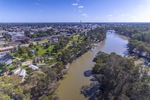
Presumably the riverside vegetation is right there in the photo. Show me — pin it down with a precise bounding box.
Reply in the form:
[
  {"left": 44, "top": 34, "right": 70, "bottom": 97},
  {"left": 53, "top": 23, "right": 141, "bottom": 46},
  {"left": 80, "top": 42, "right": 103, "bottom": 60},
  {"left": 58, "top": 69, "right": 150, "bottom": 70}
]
[
  {"left": 0, "top": 27, "right": 106, "bottom": 99},
  {"left": 80, "top": 23, "right": 150, "bottom": 100},
  {"left": 81, "top": 52, "right": 150, "bottom": 100}
]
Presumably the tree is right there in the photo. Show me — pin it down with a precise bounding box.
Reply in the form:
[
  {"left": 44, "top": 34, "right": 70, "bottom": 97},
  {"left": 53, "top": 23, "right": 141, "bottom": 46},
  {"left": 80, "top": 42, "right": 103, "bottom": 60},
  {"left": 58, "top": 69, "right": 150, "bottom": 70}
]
[
  {"left": 23, "top": 55, "right": 29, "bottom": 59},
  {"left": 55, "top": 62, "right": 64, "bottom": 74},
  {"left": 25, "top": 68, "right": 57, "bottom": 99},
  {"left": 29, "top": 43, "right": 34, "bottom": 48},
  {"left": 81, "top": 52, "right": 150, "bottom": 100},
  {"left": 0, "top": 75, "right": 30, "bottom": 99},
  {"left": 14, "top": 52, "right": 20, "bottom": 57},
  {"left": 18, "top": 47, "right": 27, "bottom": 54},
  {"left": 44, "top": 43, "right": 49, "bottom": 49},
  {"left": 0, "top": 93, "right": 12, "bottom": 100},
  {"left": 0, "top": 63, "right": 8, "bottom": 72}
]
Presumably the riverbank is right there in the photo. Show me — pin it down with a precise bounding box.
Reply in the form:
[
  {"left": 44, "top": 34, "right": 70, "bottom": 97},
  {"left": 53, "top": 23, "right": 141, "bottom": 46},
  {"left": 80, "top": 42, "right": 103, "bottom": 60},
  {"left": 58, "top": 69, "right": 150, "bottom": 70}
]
[
  {"left": 56, "top": 32, "right": 129, "bottom": 100},
  {"left": 62, "top": 41, "right": 103, "bottom": 74}
]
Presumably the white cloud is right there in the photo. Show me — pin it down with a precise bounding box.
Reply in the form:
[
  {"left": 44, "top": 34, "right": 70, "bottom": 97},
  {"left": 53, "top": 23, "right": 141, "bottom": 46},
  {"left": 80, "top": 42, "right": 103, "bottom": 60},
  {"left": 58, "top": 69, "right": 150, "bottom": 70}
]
[
  {"left": 139, "top": 5, "right": 143, "bottom": 8},
  {"left": 82, "top": 13, "right": 88, "bottom": 17},
  {"left": 72, "top": 3, "right": 78, "bottom": 6},
  {"left": 108, "top": 14, "right": 112, "bottom": 17},
  {"left": 78, "top": 6, "right": 84, "bottom": 9},
  {"left": 131, "top": 16, "right": 137, "bottom": 18},
  {"left": 121, "top": 14, "right": 125, "bottom": 17}
]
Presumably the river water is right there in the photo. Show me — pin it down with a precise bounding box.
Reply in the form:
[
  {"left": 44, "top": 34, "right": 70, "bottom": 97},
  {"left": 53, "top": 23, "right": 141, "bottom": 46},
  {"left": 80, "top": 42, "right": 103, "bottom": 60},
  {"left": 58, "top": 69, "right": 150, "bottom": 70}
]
[{"left": 56, "top": 31, "right": 129, "bottom": 100}]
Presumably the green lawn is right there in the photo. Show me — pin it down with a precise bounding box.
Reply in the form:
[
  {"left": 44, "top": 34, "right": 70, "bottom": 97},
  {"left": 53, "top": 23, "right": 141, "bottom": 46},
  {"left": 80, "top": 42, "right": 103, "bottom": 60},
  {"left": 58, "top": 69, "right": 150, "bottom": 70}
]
[
  {"left": 39, "top": 39, "right": 48, "bottom": 42},
  {"left": 47, "top": 61, "right": 57, "bottom": 66},
  {"left": 37, "top": 45, "right": 54, "bottom": 56},
  {"left": 73, "top": 35, "right": 79, "bottom": 41},
  {"left": 7, "top": 65, "right": 15, "bottom": 70},
  {"left": 64, "top": 35, "right": 80, "bottom": 49},
  {"left": 37, "top": 46, "right": 47, "bottom": 56},
  {"left": 20, "top": 65, "right": 28, "bottom": 69}
]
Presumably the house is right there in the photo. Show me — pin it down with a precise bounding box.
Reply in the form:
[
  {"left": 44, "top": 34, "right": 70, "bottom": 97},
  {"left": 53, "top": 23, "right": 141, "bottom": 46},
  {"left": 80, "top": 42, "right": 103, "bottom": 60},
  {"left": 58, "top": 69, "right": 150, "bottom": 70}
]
[
  {"left": 0, "top": 31, "right": 7, "bottom": 38},
  {"left": 0, "top": 32, "right": 3, "bottom": 41},
  {"left": 51, "top": 35, "right": 59, "bottom": 42},
  {"left": 30, "top": 50, "right": 35, "bottom": 53},
  {"left": 5, "top": 32, "right": 26, "bottom": 42},
  {"left": 36, "top": 63, "right": 45, "bottom": 68},
  {"left": 18, "top": 69, "right": 26, "bottom": 77},
  {"left": 0, "top": 46, "right": 14, "bottom": 53},
  {"left": 61, "top": 32, "right": 72, "bottom": 37},
  {"left": 0, "top": 54, "right": 12, "bottom": 65},
  {"left": 21, "top": 69, "right": 27, "bottom": 82},
  {"left": 53, "top": 38, "right": 58, "bottom": 42},
  {"left": 21, "top": 60, "right": 32, "bottom": 66},
  {"left": 48, "top": 64, "right": 55, "bottom": 68},
  {"left": 66, "top": 33, "right": 72, "bottom": 37},
  {"left": 28, "top": 64, "right": 39, "bottom": 71},
  {"left": 12, "top": 67, "right": 21, "bottom": 75},
  {"left": 11, "top": 67, "right": 27, "bottom": 82}
]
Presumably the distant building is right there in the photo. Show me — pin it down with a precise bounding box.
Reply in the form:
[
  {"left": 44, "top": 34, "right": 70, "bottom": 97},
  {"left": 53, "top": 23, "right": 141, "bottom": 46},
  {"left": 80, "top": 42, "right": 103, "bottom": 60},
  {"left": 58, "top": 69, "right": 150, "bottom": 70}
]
[
  {"left": 0, "top": 31, "right": 7, "bottom": 42},
  {"left": 18, "top": 69, "right": 26, "bottom": 77},
  {"left": 21, "top": 60, "right": 33, "bottom": 66},
  {"left": 12, "top": 67, "right": 21, "bottom": 75},
  {"left": 0, "top": 54, "right": 12, "bottom": 65},
  {"left": 11, "top": 67, "right": 27, "bottom": 82},
  {"left": 48, "top": 64, "right": 55, "bottom": 68},
  {"left": 0, "top": 46, "right": 14, "bottom": 53},
  {"left": 36, "top": 63, "right": 46, "bottom": 68},
  {"left": 28, "top": 64, "right": 39, "bottom": 71},
  {"left": 5, "top": 32, "right": 27, "bottom": 42},
  {"left": 0, "top": 32, "right": 3, "bottom": 40},
  {"left": 50, "top": 35, "right": 59, "bottom": 42}
]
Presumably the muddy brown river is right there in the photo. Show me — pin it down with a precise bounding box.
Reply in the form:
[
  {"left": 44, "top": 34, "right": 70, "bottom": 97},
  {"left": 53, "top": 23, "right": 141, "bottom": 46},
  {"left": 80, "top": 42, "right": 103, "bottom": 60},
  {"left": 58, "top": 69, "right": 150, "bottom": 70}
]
[{"left": 56, "top": 31, "right": 129, "bottom": 100}]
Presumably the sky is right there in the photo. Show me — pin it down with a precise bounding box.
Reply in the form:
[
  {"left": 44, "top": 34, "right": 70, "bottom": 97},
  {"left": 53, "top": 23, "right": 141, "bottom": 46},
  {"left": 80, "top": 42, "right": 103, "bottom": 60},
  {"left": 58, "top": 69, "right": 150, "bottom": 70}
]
[{"left": 0, "top": 0, "right": 150, "bottom": 22}]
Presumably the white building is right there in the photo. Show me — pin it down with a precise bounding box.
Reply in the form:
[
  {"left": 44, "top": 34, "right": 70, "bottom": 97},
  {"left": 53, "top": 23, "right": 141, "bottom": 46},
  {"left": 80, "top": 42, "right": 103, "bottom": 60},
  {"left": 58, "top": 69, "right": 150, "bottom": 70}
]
[{"left": 28, "top": 64, "right": 39, "bottom": 71}]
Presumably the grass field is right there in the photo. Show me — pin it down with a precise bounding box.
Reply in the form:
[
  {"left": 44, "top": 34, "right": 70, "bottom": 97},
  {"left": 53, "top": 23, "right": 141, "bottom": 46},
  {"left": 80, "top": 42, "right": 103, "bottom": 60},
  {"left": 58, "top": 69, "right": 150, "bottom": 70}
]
[{"left": 37, "top": 45, "right": 54, "bottom": 56}]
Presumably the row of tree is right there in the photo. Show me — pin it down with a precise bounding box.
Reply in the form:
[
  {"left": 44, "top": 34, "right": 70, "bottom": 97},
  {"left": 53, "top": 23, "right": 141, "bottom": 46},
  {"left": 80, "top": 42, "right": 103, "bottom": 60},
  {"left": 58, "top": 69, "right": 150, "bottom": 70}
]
[{"left": 111, "top": 23, "right": 150, "bottom": 37}]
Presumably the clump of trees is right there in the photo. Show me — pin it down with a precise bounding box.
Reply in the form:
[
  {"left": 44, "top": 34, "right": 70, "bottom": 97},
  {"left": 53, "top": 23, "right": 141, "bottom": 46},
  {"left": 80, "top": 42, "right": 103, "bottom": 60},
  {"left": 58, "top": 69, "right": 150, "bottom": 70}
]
[
  {"left": 132, "top": 32, "right": 150, "bottom": 44},
  {"left": 81, "top": 52, "right": 150, "bottom": 100},
  {"left": 111, "top": 23, "right": 150, "bottom": 37},
  {"left": 110, "top": 23, "right": 150, "bottom": 59},
  {"left": 128, "top": 40, "right": 150, "bottom": 58},
  {"left": 24, "top": 29, "right": 55, "bottom": 38},
  {"left": 0, "top": 75, "right": 30, "bottom": 100},
  {"left": 55, "top": 27, "right": 106, "bottom": 65}
]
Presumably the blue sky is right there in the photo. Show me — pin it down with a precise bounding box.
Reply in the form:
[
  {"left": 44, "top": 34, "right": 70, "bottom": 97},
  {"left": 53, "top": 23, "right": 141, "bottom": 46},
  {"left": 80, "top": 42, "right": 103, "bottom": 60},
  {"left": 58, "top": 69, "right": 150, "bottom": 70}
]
[{"left": 0, "top": 0, "right": 150, "bottom": 22}]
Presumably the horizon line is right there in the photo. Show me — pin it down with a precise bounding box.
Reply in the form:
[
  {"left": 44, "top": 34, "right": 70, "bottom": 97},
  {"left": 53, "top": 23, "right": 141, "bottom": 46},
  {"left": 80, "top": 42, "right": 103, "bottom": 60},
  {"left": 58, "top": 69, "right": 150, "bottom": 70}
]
[{"left": 1, "top": 22, "right": 150, "bottom": 24}]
